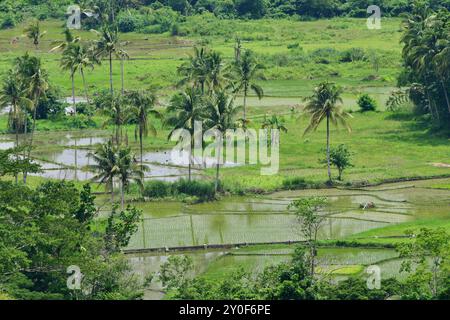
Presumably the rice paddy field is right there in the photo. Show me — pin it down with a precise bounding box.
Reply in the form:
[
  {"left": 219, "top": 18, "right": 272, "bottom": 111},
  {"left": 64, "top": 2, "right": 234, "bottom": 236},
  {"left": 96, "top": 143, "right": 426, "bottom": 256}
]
[{"left": 0, "top": 16, "right": 449, "bottom": 299}]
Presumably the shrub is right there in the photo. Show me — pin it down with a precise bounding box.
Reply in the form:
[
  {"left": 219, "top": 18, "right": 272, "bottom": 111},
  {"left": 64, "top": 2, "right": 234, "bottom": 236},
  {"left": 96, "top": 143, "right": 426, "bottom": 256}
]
[
  {"left": 143, "top": 180, "right": 172, "bottom": 198},
  {"left": 64, "top": 114, "right": 97, "bottom": 129},
  {"left": 282, "top": 177, "right": 308, "bottom": 190},
  {"left": 173, "top": 179, "right": 216, "bottom": 201},
  {"left": 340, "top": 48, "right": 367, "bottom": 63},
  {"left": 357, "top": 94, "right": 378, "bottom": 112},
  {"left": 143, "top": 179, "right": 216, "bottom": 202},
  {"left": 0, "top": 14, "right": 16, "bottom": 29}
]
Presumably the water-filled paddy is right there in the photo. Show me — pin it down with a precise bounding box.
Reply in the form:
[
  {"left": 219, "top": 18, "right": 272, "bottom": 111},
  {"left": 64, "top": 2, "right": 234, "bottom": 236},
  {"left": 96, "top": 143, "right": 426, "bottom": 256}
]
[{"left": 126, "top": 179, "right": 450, "bottom": 250}]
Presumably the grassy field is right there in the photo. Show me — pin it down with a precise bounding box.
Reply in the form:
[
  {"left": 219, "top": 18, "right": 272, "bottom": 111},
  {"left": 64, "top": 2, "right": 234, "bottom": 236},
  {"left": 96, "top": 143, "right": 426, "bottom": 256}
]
[
  {"left": 1, "top": 16, "right": 448, "bottom": 287},
  {"left": 0, "top": 17, "right": 402, "bottom": 102}
]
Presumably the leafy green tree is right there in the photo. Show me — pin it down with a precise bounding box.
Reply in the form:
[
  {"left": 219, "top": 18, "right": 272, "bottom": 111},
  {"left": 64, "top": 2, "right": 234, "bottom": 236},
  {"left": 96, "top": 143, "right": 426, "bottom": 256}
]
[
  {"left": 105, "top": 205, "right": 142, "bottom": 252},
  {"left": 397, "top": 228, "right": 450, "bottom": 299},
  {"left": 288, "top": 197, "right": 328, "bottom": 277},
  {"left": 0, "top": 180, "right": 145, "bottom": 300},
  {"left": 159, "top": 255, "right": 194, "bottom": 294},
  {"left": 235, "top": 0, "right": 266, "bottom": 18},
  {"left": 303, "top": 81, "right": 352, "bottom": 183},
  {"left": 357, "top": 93, "right": 378, "bottom": 112},
  {"left": 321, "top": 144, "right": 353, "bottom": 181}
]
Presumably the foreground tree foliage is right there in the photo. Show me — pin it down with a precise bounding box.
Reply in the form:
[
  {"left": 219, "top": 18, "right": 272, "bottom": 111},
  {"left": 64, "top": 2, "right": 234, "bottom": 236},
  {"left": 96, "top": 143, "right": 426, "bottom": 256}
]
[{"left": 0, "top": 181, "right": 145, "bottom": 300}]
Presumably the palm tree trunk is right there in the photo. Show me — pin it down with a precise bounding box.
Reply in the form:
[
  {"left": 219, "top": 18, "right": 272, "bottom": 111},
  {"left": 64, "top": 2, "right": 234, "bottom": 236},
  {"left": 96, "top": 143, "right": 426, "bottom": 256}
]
[
  {"left": 243, "top": 88, "right": 247, "bottom": 121},
  {"left": 14, "top": 103, "right": 19, "bottom": 184},
  {"left": 326, "top": 113, "right": 332, "bottom": 183},
  {"left": 25, "top": 95, "right": 39, "bottom": 184},
  {"left": 139, "top": 127, "right": 144, "bottom": 171},
  {"left": 121, "top": 57, "right": 124, "bottom": 95},
  {"left": 81, "top": 68, "right": 90, "bottom": 105},
  {"left": 120, "top": 181, "right": 124, "bottom": 210},
  {"left": 215, "top": 140, "right": 221, "bottom": 193},
  {"left": 109, "top": 52, "right": 114, "bottom": 95},
  {"left": 71, "top": 70, "right": 76, "bottom": 114},
  {"left": 110, "top": 179, "right": 115, "bottom": 204},
  {"left": 440, "top": 79, "right": 450, "bottom": 114}
]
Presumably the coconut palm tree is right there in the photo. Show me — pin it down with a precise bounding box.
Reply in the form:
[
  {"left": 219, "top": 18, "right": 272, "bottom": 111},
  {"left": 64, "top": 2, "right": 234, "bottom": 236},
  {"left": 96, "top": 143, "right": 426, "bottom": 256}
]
[
  {"left": 303, "top": 81, "right": 352, "bottom": 183},
  {"left": 23, "top": 19, "right": 46, "bottom": 50},
  {"left": 231, "top": 50, "right": 264, "bottom": 121},
  {"left": 52, "top": 29, "right": 81, "bottom": 114},
  {"left": 93, "top": 25, "right": 119, "bottom": 95},
  {"left": 178, "top": 47, "right": 210, "bottom": 94},
  {"left": 206, "top": 51, "right": 230, "bottom": 94},
  {"left": 204, "top": 91, "right": 241, "bottom": 192},
  {"left": 23, "top": 57, "right": 49, "bottom": 184},
  {"left": 166, "top": 87, "right": 205, "bottom": 181},
  {"left": 62, "top": 43, "right": 95, "bottom": 104},
  {"left": 0, "top": 71, "right": 34, "bottom": 183},
  {"left": 125, "top": 90, "right": 161, "bottom": 170},
  {"left": 117, "top": 45, "right": 130, "bottom": 95},
  {"left": 88, "top": 140, "right": 120, "bottom": 204},
  {"left": 102, "top": 95, "right": 128, "bottom": 145},
  {"left": 116, "top": 146, "right": 146, "bottom": 209},
  {"left": 262, "top": 114, "right": 288, "bottom": 146}
]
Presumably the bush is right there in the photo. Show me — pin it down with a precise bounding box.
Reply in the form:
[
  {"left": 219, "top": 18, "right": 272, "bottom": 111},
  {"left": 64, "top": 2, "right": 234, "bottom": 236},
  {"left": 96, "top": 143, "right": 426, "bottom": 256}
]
[
  {"left": 173, "top": 179, "right": 216, "bottom": 201},
  {"left": 282, "top": 177, "right": 308, "bottom": 190},
  {"left": 0, "top": 14, "right": 16, "bottom": 29},
  {"left": 357, "top": 94, "right": 378, "bottom": 112},
  {"left": 64, "top": 114, "right": 97, "bottom": 129},
  {"left": 143, "top": 180, "right": 172, "bottom": 198},
  {"left": 340, "top": 48, "right": 367, "bottom": 63},
  {"left": 143, "top": 179, "right": 216, "bottom": 202}
]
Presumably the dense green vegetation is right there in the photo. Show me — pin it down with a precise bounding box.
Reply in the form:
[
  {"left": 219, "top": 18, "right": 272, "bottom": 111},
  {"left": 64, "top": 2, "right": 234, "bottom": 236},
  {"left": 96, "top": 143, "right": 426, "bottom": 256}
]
[{"left": 0, "top": 0, "right": 449, "bottom": 301}]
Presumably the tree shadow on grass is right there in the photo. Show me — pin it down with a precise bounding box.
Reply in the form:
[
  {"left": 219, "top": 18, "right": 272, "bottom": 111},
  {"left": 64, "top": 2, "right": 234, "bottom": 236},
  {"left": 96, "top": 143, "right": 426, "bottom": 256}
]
[{"left": 382, "top": 113, "right": 450, "bottom": 147}]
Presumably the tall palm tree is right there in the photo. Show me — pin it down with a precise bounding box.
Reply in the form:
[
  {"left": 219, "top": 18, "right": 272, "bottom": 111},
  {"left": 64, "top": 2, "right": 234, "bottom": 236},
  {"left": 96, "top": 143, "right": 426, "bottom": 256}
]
[
  {"left": 231, "top": 50, "right": 264, "bottom": 121},
  {"left": 102, "top": 95, "right": 128, "bottom": 145},
  {"left": 166, "top": 87, "right": 205, "bottom": 181},
  {"left": 262, "top": 114, "right": 288, "bottom": 146},
  {"left": 23, "top": 57, "right": 49, "bottom": 184},
  {"left": 178, "top": 47, "right": 210, "bottom": 94},
  {"left": 0, "top": 71, "right": 34, "bottom": 183},
  {"left": 52, "top": 29, "right": 81, "bottom": 113},
  {"left": 88, "top": 140, "right": 120, "bottom": 204},
  {"left": 125, "top": 90, "right": 161, "bottom": 169},
  {"left": 23, "top": 19, "right": 46, "bottom": 50},
  {"left": 204, "top": 91, "right": 240, "bottom": 192},
  {"left": 62, "top": 43, "right": 95, "bottom": 104},
  {"left": 206, "top": 51, "right": 230, "bottom": 94},
  {"left": 117, "top": 44, "right": 130, "bottom": 95},
  {"left": 117, "top": 146, "right": 146, "bottom": 209},
  {"left": 93, "top": 25, "right": 119, "bottom": 95},
  {"left": 303, "top": 81, "right": 352, "bottom": 183}
]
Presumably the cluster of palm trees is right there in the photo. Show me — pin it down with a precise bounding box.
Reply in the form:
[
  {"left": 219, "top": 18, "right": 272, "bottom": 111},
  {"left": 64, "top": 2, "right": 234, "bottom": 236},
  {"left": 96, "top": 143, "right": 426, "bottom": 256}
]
[
  {"left": 51, "top": 24, "right": 128, "bottom": 114},
  {"left": 0, "top": 54, "right": 49, "bottom": 184},
  {"left": 400, "top": 3, "right": 450, "bottom": 126},
  {"left": 167, "top": 43, "right": 265, "bottom": 191}
]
